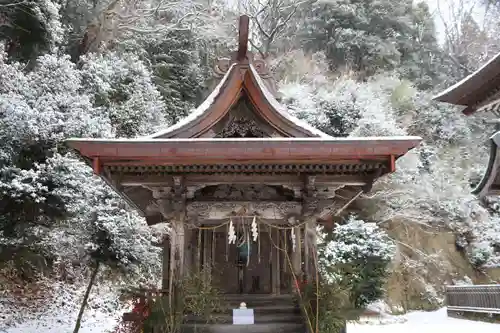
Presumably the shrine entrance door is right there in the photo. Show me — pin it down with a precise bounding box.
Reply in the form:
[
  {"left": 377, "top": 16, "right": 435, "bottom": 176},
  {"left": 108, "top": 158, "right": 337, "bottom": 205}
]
[{"left": 205, "top": 229, "right": 277, "bottom": 295}]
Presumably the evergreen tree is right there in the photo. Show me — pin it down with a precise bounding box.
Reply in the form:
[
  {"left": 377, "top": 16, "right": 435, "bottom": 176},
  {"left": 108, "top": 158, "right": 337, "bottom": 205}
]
[
  {"left": 0, "top": 48, "right": 162, "bottom": 282},
  {"left": 146, "top": 30, "right": 206, "bottom": 124},
  {"left": 397, "top": 2, "right": 452, "bottom": 89},
  {"left": 298, "top": 0, "right": 445, "bottom": 86},
  {"left": 0, "top": 0, "right": 64, "bottom": 63}
]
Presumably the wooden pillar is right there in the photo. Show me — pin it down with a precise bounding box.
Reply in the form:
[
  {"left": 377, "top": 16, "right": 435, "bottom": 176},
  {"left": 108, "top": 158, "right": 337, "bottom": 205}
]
[
  {"left": 161, "top": 235, "right": 171, "bottom": 290},
  {"left": 195, "top": 229, "right": 201, "bottom": 273},
  {"left": 184, "top": 227, "right": 192, "bottom": 275},
  {"left": 304, "top": 223, "right": 309, "bottom": 281},
  {"left": 291, "top": 226, "right": 302, "bottom": 289},
  {"left": 270, "top": 227, "right": 277, "bottom": 294},
  {"left": 169, "top": 214, "right": 186, "bottom": 295},
  {"left": 304, "top": 218, "right": 316, "bottom": 281},
  {"left": 201, "top": 228, "right": 213, "bottom": 279},
  {"left": 276, "top": 228, "right": 281, "bottom": 295},
  {"left": 202, "top": 229, "right": 208, "bottom": 269}
]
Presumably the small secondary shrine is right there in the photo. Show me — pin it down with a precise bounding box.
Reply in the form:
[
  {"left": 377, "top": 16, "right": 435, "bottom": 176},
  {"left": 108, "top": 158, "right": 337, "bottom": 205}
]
[
  {"left": 434, "top": 52, "right": 500, "bottom": 197},
  {"left": 67, "top": 16, "right": 420, "bottom": 299}
]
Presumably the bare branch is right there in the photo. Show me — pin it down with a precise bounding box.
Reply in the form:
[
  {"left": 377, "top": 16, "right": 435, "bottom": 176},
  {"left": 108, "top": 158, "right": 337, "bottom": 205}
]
[
  {"left": 243, "top": 0, "right": 306, "bottom": 57},
  {"left": 248, "top": 37, "right": 266, "bottom": 58},
  {"left": 0, "top": 0, "right": 29, "bottom": 7}
]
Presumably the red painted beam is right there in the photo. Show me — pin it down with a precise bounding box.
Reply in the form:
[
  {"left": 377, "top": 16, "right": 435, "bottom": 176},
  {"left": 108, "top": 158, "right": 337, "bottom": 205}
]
[
  {"left": 389, "top": 155, "right": 396, "bottom": 173},
  {"left": 92, "top": 157, "right": 101, "bottom": 174},
  {"left": 66, "top": 138, "right": 421, "bottom": 164}
]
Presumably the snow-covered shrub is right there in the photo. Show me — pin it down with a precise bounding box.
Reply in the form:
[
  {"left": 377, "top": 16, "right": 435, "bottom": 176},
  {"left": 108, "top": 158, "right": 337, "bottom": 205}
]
[
  {"left": 318, "top": 216, "right": 396, "bottom": 308},
  {"left": 281, "top": 73, "right": 407, "bottom": 137},
  {"left": 302, "top": 217, "right": 395, "bottom": 332},
  {"left": 273, "top": 50, "right": 330, "bottom": 85},
  {"left": 0, "top": 53, "right": 111, "bottom": 240},
  {"left": 0, "top": 49, "right": 161, "bottom": 286},
  {"left": 469, "top": 244, "right": 492, "bottom": 268}
]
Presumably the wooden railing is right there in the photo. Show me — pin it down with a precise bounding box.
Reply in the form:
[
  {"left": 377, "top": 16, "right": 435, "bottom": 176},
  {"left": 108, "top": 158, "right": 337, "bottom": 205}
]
[{"left": 446, "top": 284, "right": 500, "bottom": 314}]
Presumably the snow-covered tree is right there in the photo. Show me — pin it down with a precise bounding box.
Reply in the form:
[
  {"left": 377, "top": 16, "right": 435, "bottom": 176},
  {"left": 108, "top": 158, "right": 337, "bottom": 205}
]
[
  {"left": 298, "top": 0, "right": 444, "bottom": 84},
  {"left": 144, "top": 30, "right": 206, "bottom": 124},
  {"left": 318, "top": 217, "right": 396, "bottom": 308},
  {"left": 79, "top": 51, "right": 166, "bottom": 137},
  {"left": 0, "top": 0, "right": 64, "bottom": 62},
  {"left": 0, "top": 45, "right": 162, "bottom": 287},
  {"left": 281, "top": 72, "right": 407, "bottom": 137}
]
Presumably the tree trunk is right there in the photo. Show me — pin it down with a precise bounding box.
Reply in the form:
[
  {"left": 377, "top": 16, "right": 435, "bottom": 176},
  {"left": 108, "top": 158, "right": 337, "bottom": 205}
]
[
  {"left": 339, "top": 321, "right": 347, "bottom": 333},
  {"left": 73, "top": 261, "right": 100, "bottom": 333}
]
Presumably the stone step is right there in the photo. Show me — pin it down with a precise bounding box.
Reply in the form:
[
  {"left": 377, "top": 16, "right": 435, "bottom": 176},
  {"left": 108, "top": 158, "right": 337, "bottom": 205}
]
[
  {"left": 184, "top": 312, "right": 304, "bottom": 324},
  {"left": 180, "top": 322, "right": 306, "bottom": 333},
  {"left": 220, "top": 294, "right": 298, "bottom": 308},
  {"left": 221, "top": 294, "right": 295, "bottom": 301},
  {"left": 222, "top": 294, "right": 295, "bottom": 299},
  {"left": 181, "top": 294, "right": 306, "bottom": 333},
  {"left": 213, "top": 305, "right": 301, "bottom": 314}
]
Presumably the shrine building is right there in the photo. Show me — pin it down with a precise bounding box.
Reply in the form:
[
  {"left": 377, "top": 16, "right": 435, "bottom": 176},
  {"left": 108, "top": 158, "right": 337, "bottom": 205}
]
[
  {"left": 66, "top": 15, "right": 421, "bottom": 333},
  {"left": 433, "top": 52, "right": 500, "bottom": 197}
]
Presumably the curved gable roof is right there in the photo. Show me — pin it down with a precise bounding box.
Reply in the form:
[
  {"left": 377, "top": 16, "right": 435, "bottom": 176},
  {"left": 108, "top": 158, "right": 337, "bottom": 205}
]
[
  {"left": 147, "top": 62, "right": 331, "bottom": 139},
  {"left": 433, "top": 52, "right": 500, "bottom": 115}
]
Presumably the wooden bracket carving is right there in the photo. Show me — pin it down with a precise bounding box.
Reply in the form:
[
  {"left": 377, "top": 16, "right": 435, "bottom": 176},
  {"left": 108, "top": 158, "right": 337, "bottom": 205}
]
[
  {"left": 215, "top": 117, "right": 266, "bottom": 138},
  {"left": 302, "top": 176, "right": 319, "bottom": 216},
  {"left": 186, "top": 201, "right": 302, "bottom": 221},
  {"left": 305, "top": 176, "right": 316, "bottom": 196},
  {"left": 144, "top": 176, "right": 186, "bottom": 222}
]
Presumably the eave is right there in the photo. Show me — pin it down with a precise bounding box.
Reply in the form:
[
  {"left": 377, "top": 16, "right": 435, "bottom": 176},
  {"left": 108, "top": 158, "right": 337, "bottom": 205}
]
[
  {"left": 433, "top": 52, "right": 500, "bottom": 115},
  {"left": 66, "top": 137, "right": 422, "bottom": 168},
  {"left": 65, "top": 136, "right": 421, "bottom": 225}
]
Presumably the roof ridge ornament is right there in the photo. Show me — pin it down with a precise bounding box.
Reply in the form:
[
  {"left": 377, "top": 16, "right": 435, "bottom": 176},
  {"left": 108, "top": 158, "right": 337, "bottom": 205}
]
[
  {"left": 237, "top": 15, "right": 249, "bottom": 61},
  {"left": 213, "top": 16, "right": 280, "bottom": 97}
]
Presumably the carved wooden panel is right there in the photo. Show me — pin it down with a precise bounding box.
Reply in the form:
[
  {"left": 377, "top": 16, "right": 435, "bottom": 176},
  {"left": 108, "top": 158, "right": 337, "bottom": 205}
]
[
  {"left": 212, "top": 95, "right": 280, "bottom": 138},
  {"left": 187, "top": 201, "right": 302, "bottom": 222},
  {"left": 192, "top": 184, "right": 295, "bottom": 201}
]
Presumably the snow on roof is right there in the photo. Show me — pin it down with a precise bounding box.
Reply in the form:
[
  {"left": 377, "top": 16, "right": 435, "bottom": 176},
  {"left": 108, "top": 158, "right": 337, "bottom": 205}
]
[
  {"left": 145, "top": 63, "right": 237, "bottom": 138},
  {"left": 248, "top": 64, "right": 332, "bottom": 138},
  {"left": 491, "top": 131, "right": 500, "bottom": 147},
  {"left": 66, "top": 136, "right": 422, "bottom": 144},
  {"left": 143, "top": 60, "right": 333, "bottom": 139},
  {"left": 433, "top": 51, "right": 500, "bottom": 102}
]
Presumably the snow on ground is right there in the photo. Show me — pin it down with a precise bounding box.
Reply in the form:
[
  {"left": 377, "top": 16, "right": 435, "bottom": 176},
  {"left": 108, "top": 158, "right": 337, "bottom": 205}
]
[
  {"left": 3, "top": 304, "right": 498, "bottom": 333},
  {"left": 3, "top": 309, "right": 122, "bottom": 333},
  {"left": 349, "top": 308, "right": 499, "bottom": 333},
  {"left": 0, "top": 281, "right": 128, "bottom": 333}
]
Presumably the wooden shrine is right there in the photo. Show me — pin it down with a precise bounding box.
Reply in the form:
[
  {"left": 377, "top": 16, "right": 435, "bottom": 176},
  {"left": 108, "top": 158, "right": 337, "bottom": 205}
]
[
  {"left": 67, "top": 15, "right": 420, "bottom": 304},
  {"left": 434, "top": 52, "right": 500, "bottom": 197}
]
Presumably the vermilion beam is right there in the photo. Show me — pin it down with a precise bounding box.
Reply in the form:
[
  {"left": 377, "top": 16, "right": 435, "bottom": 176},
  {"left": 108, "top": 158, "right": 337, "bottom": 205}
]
[{"left": 92, "top": 157, "right": 101, "bottom": 174}]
